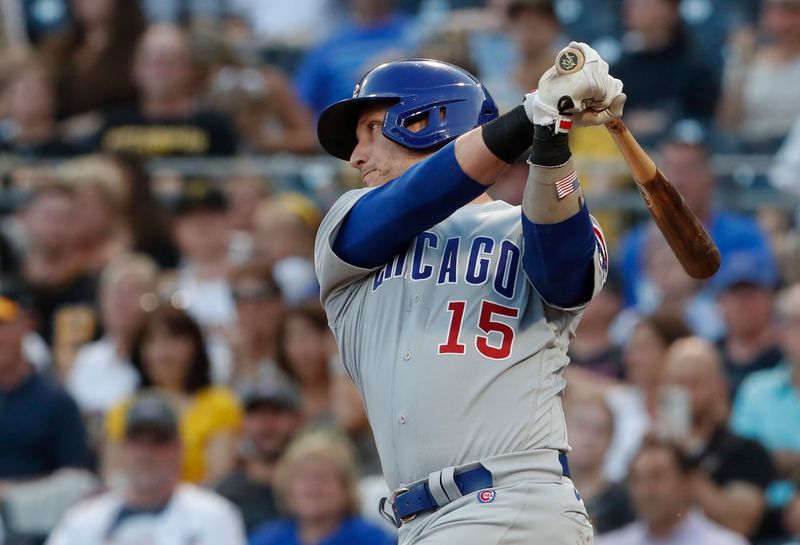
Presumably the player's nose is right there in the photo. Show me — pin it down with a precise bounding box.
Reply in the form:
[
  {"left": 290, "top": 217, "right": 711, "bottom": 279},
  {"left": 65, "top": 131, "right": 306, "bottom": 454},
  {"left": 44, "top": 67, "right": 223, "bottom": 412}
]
[{"left": 349, "top": 140, "right": 368, "bottom": 170}]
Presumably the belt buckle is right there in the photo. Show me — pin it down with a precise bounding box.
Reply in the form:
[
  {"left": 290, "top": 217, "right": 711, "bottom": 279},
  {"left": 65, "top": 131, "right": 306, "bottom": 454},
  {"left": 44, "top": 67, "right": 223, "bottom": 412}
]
[
  {"left": 379, "top": 487, "right": 416, "bottom": 528},
  {"left": 391, "top": 487, "right": 418, "bottom": 524}
]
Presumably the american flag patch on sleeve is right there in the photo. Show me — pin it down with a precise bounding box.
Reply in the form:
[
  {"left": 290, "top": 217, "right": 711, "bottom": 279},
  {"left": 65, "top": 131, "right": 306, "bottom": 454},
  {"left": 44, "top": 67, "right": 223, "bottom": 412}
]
[{"left": 554, "top": 170, "right": 579, "bottom": 200}]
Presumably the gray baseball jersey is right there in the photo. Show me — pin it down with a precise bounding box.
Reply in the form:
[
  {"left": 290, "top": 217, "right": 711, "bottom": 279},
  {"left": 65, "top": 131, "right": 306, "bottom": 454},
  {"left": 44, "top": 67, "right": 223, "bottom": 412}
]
[{"left": 315, "top": 188, "right": 608, "bottom": 491}]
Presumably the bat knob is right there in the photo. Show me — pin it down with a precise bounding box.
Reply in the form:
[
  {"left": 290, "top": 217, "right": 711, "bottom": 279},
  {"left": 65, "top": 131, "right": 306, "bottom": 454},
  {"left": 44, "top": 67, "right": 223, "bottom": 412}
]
[{"left": 555, "top": 47, "right": 585, "bottom": 76}]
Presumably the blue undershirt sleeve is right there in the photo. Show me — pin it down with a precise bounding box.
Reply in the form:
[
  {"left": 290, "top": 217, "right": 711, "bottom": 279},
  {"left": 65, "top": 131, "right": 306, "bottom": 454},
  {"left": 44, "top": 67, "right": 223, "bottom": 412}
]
[
  {"left": 522, "top": 204, "right": 597, "bottom": 308},
  {"left": 333, "top": 142, "right": 486, "bottom": 268}
]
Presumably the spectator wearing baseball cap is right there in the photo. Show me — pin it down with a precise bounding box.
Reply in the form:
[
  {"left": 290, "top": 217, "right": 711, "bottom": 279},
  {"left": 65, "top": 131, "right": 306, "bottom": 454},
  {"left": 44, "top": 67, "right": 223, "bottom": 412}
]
[
  {"left": 0, "top": 278, "right": 91, "bottom": 478},
  {"left": 170, "top": 178, "right": 236, "bottom": 332},
  {"left": 46, "top": 391, "right": 247, "bottom": 545},
  {"left": 214, "top": 379, "right": 304, "bottom": 533},
  {"left": 618, "top": 121, "right": 776, "bottom": 336},
  {"left": 228, "top": 261, "right": 290, "bottom": 395},
  {"left": 0, "top": 277, "right": 95, "bottom": 542},
  {"left": 712, "top": 251, "right": 783, "bottom": 397}
]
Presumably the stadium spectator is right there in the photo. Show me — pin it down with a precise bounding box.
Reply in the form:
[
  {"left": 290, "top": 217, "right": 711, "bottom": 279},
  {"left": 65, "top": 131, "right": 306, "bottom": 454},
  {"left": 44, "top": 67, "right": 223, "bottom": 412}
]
[
  {"left": 595, "top": 437, "right": 749, "bottom": 545},
  {"left": 731, "top": 283, "right": 800, "bottom": 513},
  {"left": 18, "top": 180, "right": 99, "bottom": 375},
  {"left": 568, "top": 268, "right": 625, "bottom": 380},
  {"left": 610, "top": 0, "right": 720, "bottom": 147},
  {"left": 0, "top": 277, "right": 91, "bottom": 476},
  {"left": 249, "top": 431, "right": 395, "bottom": 545},
  {"left": 770, "top": 113, "right": 800, "bottom": 197},
  {"left": 224, "top": 169, "right": 269, "bottom": 263},
  {"left": 786, "top": 495, "right": 800, "bottom": 537},
  {"left": 104, "top": 304, "right": 242, "bottom": 484},
  {"left": 711, "top": 251, "right": 783, "bottom": 397},
  {"left": 717, "top": 0, "right": 800, "bottom": 153},
  {"left": 58, "top": 155, "right": 131, "bottom": 274},
  {"left": 227, "top": 261, "right": 288, "bottom": 394},
  {"left": 604, "top": 312, "right": 691, "bottom": 481},
  {"left": 0, "top": 50, "right": 76, "bottom": 157},
  {"left": 46, "top": 391, "right": 247, "bottom": 545},
  {"left": 105, "top": 151, "right": 181, "bottom": 269},
  {"left": 276, "top": 303, "right": 339, "bottom": 427},
  {"left": 294, "top": 0, "right": 414, "bottom": 119},
  {"left": 482, "top": 0, "right": 564, "bottom": 113},
  {"left": 618, "top": 122, "right": 776, "bottom": 317},
  {"left": 224, "top": 0, "right": 337, "bottom": 48},
  {"left": 276, "top": 302, "right": 377, "bottom": 473},
  {"left": 204, "top": 39, "right": 317, "bottom": 154},
  {"left": 66, "top": 254, "right": 158, "bottom": 417},
  {"left": 252, "top": 193, "right": 320, "bottom": 304},
  {"left": 93, "top": 24, "right": 238, "bottom": 156},
  {"left": 169, "top": 177, "right": 236, "bottom": 335},
  {"left": 663, "top": 337, "right": 774, "bottom": 539},
  {"left": 214, "top": 379, "right": 304, "bottom": 534},
  {"left": 38, "top": 0, "right": 145, "bottom": 120},
  {"left": 564, "top": 391, "right": 635, "bottom": 534},
  {"left": 0, "top": 277, "right": 96, "bottom": 542}
]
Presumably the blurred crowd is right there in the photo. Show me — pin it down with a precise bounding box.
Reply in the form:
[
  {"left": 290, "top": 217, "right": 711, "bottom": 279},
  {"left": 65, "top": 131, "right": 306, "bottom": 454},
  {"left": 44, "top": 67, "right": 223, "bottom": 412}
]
[{"left": 0, "top": 0, "right": 800, "bottom": 544}]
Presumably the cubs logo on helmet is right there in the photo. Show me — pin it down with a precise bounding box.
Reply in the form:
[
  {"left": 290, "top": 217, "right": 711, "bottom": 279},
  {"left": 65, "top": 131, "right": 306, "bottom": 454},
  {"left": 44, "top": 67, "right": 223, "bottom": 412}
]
[{"left": 317, "top": 59, "right": 499, "bottom": 161}]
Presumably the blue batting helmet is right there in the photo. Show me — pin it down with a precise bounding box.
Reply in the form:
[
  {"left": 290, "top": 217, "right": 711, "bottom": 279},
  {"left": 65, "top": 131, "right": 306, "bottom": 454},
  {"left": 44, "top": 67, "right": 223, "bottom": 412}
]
[{"left": 317, "top": 59, "right": 499, "bottom": 161}]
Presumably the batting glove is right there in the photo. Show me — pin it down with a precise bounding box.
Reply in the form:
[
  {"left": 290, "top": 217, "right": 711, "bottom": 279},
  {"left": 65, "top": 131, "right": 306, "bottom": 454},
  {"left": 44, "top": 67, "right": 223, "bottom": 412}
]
[{"left": 523, "top": 41, "right": 626, "bottom": 133}]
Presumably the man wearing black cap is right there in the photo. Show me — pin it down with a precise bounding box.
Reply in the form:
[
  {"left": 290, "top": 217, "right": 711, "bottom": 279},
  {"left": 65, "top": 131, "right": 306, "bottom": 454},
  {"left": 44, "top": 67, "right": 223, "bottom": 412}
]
[
  {"left": 47, "top": 391, "right": 247, "bottom": 545},
  {"left": 214, "top": 380, "right": 303, "bottom": 534}
]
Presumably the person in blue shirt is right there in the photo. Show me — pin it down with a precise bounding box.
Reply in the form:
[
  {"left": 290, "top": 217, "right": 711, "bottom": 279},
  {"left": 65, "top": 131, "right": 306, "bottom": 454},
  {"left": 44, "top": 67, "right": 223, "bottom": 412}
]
[
  {"left": 249, "top": 431, "right": 395, "bottom": 545},
  {"left": 0, "top": 277, "right": 90, "bottom": 480},
  {"left": 731, "top": 282, "right": 800, "bottom": 511},
  {"left": 294, "top": 0, "right": 415, "bottom": 119},
  {"left": 618, "top": 121, "right": 775, "bottom": 335}
]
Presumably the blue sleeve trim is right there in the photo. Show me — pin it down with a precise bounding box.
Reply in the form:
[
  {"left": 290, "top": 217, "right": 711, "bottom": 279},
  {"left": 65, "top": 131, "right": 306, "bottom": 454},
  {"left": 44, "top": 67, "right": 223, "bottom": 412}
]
[
  {"left": 333, "top": 142, "right": 486, "bottom": 268},
  {"left": 522, "top": 204, "right": 596, "bottom": 308}
]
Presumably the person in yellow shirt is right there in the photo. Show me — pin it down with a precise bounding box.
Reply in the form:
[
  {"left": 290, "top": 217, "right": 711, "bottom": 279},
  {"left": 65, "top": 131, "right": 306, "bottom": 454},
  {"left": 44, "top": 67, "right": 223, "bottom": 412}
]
[{"left": 104, "top": 304, "right": 242, "bottom": 484}]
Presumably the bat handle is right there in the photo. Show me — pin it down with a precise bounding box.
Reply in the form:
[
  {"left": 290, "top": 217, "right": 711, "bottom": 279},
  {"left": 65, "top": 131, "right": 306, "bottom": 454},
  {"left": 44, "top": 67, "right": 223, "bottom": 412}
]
[{"left": 604, "top": 119, "right": 657, "bottom": 185}]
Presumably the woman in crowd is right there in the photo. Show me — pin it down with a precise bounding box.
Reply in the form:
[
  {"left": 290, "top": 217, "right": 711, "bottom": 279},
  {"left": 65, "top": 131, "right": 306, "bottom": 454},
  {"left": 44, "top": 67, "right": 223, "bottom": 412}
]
[
  {"left": 67, "top": 253, "right": 157, "bottom": 439},
  {"left": 249, "top": 431, "right": 395, "bottom": 545},
  {"left": 603, "top": 311, "right": 692, "bottom": 481},
  {"left": 717, "top": 0, "right": 800, "bottom": 152},
  {"left": 39, "top": 0, "right": 145, "bottom": 119},
  {"left": 276, "top": 303, "right": 379, "bottom": 474},
  {"left": 58, "top": 154, "right": 131, "bottom": 274},
  {"left": 104, "top": 303, "right": 242, "bottom": 484}
]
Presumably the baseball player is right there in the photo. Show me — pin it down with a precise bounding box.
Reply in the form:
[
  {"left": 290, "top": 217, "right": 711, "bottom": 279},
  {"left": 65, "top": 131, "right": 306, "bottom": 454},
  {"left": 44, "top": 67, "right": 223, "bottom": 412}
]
[{"left": 314, "top": 42, "right": 625, "bottom": 545}]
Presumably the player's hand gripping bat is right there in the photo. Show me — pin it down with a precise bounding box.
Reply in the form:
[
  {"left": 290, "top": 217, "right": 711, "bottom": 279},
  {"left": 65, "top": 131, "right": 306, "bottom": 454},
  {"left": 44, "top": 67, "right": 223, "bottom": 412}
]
[{"left": 554, "top": 46, "right": 721, "bottom": 280}]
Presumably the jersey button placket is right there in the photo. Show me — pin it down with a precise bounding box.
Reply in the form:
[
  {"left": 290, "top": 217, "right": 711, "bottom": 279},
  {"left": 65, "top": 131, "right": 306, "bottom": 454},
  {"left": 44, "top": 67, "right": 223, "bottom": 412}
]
[
  {"left": 398, "top": 414, "right": 407, "bottom": 424},
  {"left": 403, "top": 350, "right": 412, "bottom": 361}
]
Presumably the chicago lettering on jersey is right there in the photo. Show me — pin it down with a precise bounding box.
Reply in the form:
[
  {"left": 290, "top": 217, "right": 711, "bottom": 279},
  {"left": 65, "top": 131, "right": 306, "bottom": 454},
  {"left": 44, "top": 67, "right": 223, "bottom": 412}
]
[{"left": 372, "top": 232, "right": 521, "bottom": 298}]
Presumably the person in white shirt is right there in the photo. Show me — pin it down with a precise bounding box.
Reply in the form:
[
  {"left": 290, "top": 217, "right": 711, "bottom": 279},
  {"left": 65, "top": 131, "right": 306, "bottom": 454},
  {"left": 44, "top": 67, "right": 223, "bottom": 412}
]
[
  {"left": 46, "top": 391, "right": 246, "bottom": 545},
  {"left": 596, "top": 437, "right": 749, "bottom": 545},
  {"left": 67, "top": 254, "right": 159, "bottom": 415}
]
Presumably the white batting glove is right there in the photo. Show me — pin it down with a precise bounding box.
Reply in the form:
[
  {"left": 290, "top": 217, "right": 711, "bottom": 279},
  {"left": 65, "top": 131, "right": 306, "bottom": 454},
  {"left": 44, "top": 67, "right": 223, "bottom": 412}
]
[{"left": 523, "top": 41, "right": 626, "bottom": 132}]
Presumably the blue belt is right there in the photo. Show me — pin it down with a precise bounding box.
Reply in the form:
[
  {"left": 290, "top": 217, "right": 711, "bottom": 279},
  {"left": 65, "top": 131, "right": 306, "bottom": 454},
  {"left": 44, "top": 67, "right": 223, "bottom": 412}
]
[{"left": 380, "top": 453, "right": 571, "bottom": 528}]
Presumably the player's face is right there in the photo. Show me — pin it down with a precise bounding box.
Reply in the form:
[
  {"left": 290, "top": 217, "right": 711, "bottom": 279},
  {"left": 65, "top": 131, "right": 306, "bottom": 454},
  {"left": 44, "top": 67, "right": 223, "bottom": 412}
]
[{"left": 350, "top": 104, "right": 429, "bottom": 187}]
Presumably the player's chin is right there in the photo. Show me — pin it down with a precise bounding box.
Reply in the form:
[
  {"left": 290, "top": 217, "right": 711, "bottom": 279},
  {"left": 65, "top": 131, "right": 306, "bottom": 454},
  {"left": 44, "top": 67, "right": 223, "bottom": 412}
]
[{"left": 362, "top": 171, "right": 384, "bottom": 188}]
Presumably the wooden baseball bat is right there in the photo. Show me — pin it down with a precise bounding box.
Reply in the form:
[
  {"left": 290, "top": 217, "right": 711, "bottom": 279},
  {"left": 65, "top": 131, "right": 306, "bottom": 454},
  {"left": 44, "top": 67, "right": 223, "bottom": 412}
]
[{"left": 554, "top": 47, "right": 721, "bottom": 280}]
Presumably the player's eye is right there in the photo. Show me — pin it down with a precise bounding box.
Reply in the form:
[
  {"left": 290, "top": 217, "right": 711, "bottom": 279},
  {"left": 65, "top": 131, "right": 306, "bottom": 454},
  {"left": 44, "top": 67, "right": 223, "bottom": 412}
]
[{"left": 368, "top": 121, "right": 381, "bottom": 132}]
